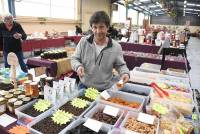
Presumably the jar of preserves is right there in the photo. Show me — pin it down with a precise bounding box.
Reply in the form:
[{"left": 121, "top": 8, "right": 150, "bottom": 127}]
[
  {"left": 7, "top": 98, "right": 17, "bottom": 113},
  {"left": 30, "top": 82, "right": 39, "bottom": 98},
  {"left": 0, "top": 97, "right": 6, "bottom": 115},
  {"left": 24, "top": 80, "right": 32, "bottom": 96}
]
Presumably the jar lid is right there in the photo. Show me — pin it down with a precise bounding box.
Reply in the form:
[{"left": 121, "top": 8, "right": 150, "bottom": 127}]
[
  {"left": 40, "top": 76, "right": 47, "bottom": 79},
  {"left": 14, "top": 101, "right": 23, "bottom": 106},
  {"left": 18, "top": 95, "right": 26, "bottom": 99},
  {"left": 14, "top": 91, "right": 22, "bottom": 95},
  {"left": 5, "top": 94, "right": 14, "bottom": 98},
  {"left": 46, "top": 77, "right": 53, "bottom": 80},
  {"left": 23, "top": 97, "right": 31, "bottom": 102},
  {"left": 30, "top": 82, "right": 38, "bottom": 85},
  {"left": 0, "top": 90, "right": 9, "bottom": 96},
  {"left": 8, "top": 98, "right": 17, "bottom": 103},
  {"left": 0, "top": 97, "right": 5, "bottom": 102},
  {"left": 24, "top": 80, "right": 32, "bottom": 84},
  {"left": 9, "top": 89, "right": 17, "bottom": 93}
]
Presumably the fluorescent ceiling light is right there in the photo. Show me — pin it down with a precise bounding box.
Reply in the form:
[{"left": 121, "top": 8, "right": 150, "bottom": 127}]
[
  {"left": 185, "top": 8, "right": 193, "bottom": 11},
  {"left": 156, "top": 2, "right": 159, "bottom": 5},
  {"left": 184, "top": 5, "right": 186, "bottom": 8},
  {"left": 194, "top": 9, "right": 200, "bottom": 12},
  {"left": 184, "top": 1, "right": 187, "bottom": 4},
  {"left": 196, "top": 4, "right": 200, "bottom": 7},
  {"left": 187, "top": 3, "right": 195, "bottom": 6}
]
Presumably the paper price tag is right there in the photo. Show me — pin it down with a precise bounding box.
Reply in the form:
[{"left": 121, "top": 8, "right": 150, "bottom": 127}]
[
  {"left": 100, "top": 90, "right": 110, "bottom": 100},
  {"left": 103, "top": 105, "right": 119, "bottom": 117},
  {"left": 137, "top": 112, "right": 155, "bottom": 125},
  {"left": 83, "top": 118, "right": 102, "bottom": 133},
  {"left": 125, "top": 130, "right": 140, "bottom": 134}
]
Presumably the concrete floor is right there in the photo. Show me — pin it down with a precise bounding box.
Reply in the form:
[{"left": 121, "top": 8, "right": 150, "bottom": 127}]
[{"left": 187, "top": 37, "right": 200, "bottom": 89}]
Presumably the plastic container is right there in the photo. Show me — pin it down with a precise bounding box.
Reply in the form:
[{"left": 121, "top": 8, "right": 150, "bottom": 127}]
[
  {"left": 151, "top": 90, "right": 194, "bottom": 116},
  {"left": 100, "top": 91, "right": 145, "bottom": 112},
  {"left": 157, "top": 74, "right": 190, "bottom": 88},
  {"left": 84, "top": 103, "right": 124, "bottom": 130},
  {"left": 28, "top": 109, "right": 75, "bottom": 134},
  {"left": 118, "top": 83, "right": 152, "bottom": 105},
  {"left": 15, "top": 99, "right": 54, "bottom": 125},
  {"left": 56, "top": 97, "right": 96, "bottom": 118},
  {"left": 140, "top": 63, "right": 161, "bottom": 73},
  {"left": 66, "top": 118, "right": 110, "bottom": 133},
  {"left": 120, "top": 111, "right": 159, "bottom": 134}
]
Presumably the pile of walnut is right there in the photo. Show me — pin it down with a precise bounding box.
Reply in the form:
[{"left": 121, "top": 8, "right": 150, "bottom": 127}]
[{"left": 125, "top": 117, "right": 156, "bottom": 134}]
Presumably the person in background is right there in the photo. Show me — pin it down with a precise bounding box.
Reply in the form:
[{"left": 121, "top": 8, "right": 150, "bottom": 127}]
[
  {"left": 0, "top": 14, "right": 27, "bottom": 72},
  {"left": 75, "top": 25, "right": 82, "bottom": 35},
  {"left": 71, "top": 11, "right": 129, "bottom": 91}
]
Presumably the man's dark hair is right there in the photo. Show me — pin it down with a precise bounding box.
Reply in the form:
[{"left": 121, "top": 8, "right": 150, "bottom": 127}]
[{"left": 89, "top": 11, "right": 110, "bottom": 28}]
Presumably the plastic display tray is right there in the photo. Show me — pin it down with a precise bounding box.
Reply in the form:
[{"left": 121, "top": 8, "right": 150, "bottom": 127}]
[
  {"left": 118, "top": 83, "right": 152, "bottom": 105},
  {"left": 84, "top": 103, "right": 125, "bottom": 130},
  {"left": 120, "top": 111, "right": 159, "bottom": 134},
  {"left": 100, "top": 90, "right": 145, "bottom": 112},
  {"left": 15, "top": 99, "right": 54, "bottom": 125},
  {"left": 66, "top": 118, "right": 110, "bottom": 133},
  {"left": 28, "top": 110, "right": 74, "bottom": 134}
]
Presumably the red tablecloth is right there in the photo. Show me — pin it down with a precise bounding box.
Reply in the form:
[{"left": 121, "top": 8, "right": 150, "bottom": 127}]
[
  {"left": 22, "top": 38, "right": 65, "bottom": 52},
  {"left": 64, "top": 35, "right": 83, "bottom": 44},
  {"left": 26, "top": 57, "right": 57, "bottom": 77}
]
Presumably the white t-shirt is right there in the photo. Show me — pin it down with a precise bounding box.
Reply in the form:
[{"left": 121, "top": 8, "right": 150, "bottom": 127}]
[{"left": 94, "top": 41, "right": 106, "bottom": 56}]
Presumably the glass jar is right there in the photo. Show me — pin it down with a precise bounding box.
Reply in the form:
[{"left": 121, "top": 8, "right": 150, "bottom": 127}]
[
  {"left": 0, "top": 90, "right": 9, "bottom": 96},
  {"left": 17, "top": 95, "right": 26, "bottom": 100},
  {"left": 0, "top": 97, "right": 6, "bottom": 115},
  {"left": 4, "top": 94, "right": 14, "bottom": 101},
  {"left": 14, "top": 100, "right": 23, "bottom": 110},
  {"left": 7, "top": 98, "right": 17, "bottom": 113},
  {"left": 9, "top": 89, "right": 17, "bottom": 94},
  {"left": 30, "top": 82, "right": 39, "bottom": 98},
  {"left": 22, "top": 97, "right": 31, "bottom": 104},
  {"left": 45, "top": 77, "right": 54, "bottom": 87},
  {"left": 13, "top": 91, "right": 22, "bottom": 97},
  {"left": 24, "top": 80, "right": 32, "bottom": 96}
]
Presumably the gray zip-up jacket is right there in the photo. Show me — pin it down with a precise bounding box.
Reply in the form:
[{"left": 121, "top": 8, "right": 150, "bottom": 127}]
[{"left": 71, "top": 34, "right": 129, "bottom": 91}]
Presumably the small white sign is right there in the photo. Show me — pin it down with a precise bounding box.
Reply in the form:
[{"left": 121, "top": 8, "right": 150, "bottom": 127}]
[
  {"left": 0, "top": 114, "right": 17, "bottom": 127},
  {"left": 137, "top": 112, "right": 155, "bottom": 125},
  {"left": 83, "top": 118, "right": 102, "bottom": 133},
  {"left": 103, "top": 105, "right": 119, "bottom": 117},
  {"left": 100, "top": 90, "right": 110, "bottom": 100},
  {"left": 125, "top": 130, "right": 140, "bottom": 134}
]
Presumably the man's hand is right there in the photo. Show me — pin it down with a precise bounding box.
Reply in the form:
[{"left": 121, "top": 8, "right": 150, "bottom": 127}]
[
  {"left": 13, "top": 32, "right": 22, "bottom": 39},
  {"left": 77, "top": 66, "right": 85, "bottom": 77},
  {"left": 121, "top": 73, "right": 129, "bottom": 83}
]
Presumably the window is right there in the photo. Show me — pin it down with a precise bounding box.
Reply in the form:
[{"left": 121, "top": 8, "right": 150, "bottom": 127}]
[
  {"left": 112, "top": 4, "right": 126, "bottom": 23},
  {"left": 128, "top": 9, "right": 138, "bottom": 25},
  {"left": 0, "top": 0, "right": 9, "bottom": 16},
  {"left": 15, "top": 0, "right": 77, "bottom": 19},
  {"left": 138, "top": 12, "right": 144, "bottom": 26}
]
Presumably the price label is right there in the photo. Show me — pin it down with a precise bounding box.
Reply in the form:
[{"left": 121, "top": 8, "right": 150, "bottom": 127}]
[
  {"left": 100, "top": 90, "right": 110, "bottom": 100},
  {"left": 83, "top": 118, "right": 102, "bottom": 133},
  {"left": 137, "top": 112, "right": 155, "bottom": 125},
  {"left": 103, "top": 105, "right": 119, "bottom": 117}
]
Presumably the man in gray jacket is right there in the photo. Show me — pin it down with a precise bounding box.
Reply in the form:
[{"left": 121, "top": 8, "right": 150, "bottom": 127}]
[{"left": 71, "top": 11, "right": 129, "bottom": 91}]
